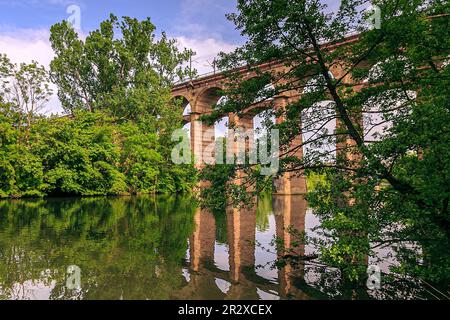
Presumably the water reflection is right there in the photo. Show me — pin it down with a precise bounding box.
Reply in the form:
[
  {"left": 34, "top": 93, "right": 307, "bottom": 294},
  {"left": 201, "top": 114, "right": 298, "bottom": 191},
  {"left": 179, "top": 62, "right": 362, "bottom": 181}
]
[
  {"left": 176, "top": 195, "right": 311, "bottom": 300},
  {"left": 0, "top": 194, "right": 318, "bottom": 300},
  {"left": 0, "top": 196, "right": 196, "bottom": 300},
  {"left": 0, "top": 194, "right": 427, "bottom": 300}
]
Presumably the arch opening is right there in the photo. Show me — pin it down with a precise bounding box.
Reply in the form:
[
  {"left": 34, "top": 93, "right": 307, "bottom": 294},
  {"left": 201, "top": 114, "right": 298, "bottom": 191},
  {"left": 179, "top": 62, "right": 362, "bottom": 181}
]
[
  {"left": 301, "top": 72, "right": 338, "bottom": 163},
  {"left": 196, "top": 87, "right": 224, "bottom": 114},
  {"left": 173, "top": 95, "right": 191, "bottom": 112},
  {"left": 303, "top": 72, "right": 335, "bottom": 94}
]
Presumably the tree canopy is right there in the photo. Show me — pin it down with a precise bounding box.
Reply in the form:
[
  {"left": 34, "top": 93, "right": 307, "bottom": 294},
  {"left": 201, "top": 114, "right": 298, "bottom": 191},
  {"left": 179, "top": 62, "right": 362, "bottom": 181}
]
[
  {"left": 50, "top": 14, "right": 194, "bottom": 121},
  {"left": 201, "top": 0, "right": 450, "bottom": 289}
]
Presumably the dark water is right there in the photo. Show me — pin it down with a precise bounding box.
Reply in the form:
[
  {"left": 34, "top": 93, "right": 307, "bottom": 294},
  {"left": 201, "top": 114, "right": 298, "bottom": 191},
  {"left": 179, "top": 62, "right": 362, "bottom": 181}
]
[{"left": 0, "top": 195, "right": 436, "bottom": 300}]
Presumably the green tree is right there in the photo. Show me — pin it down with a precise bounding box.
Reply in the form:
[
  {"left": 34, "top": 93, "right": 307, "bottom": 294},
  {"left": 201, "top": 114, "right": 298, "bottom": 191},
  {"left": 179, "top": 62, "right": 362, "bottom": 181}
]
[
  {"left": 0, "top": 54, "right": 52, "bottom": 146},
  {"left": 50, "top": 14, "right": 194, "bottom": 123},
  {"left": 48, "top": 15, "right": 198, "bottom": 196},
  {"left": 202, "top": 0, "right": 449, "bottom": 288}
]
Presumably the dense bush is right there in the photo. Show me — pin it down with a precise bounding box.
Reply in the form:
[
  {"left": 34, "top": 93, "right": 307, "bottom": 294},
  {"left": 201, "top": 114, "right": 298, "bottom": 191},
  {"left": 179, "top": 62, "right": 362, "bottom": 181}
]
[{"left": 0, "top": 108, "right": 196, "bottom": 198}]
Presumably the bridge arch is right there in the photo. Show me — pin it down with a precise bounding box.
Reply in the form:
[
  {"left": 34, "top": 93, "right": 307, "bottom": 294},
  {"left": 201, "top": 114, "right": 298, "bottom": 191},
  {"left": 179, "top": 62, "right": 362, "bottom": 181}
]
[
  {"left": 194, "top": 86, "right": 225, "bottom": 114},
  {"left": 172, "top": 68, "right": 352, "bottom": 194},
  {"left": 173, "top": 94, "right": 191, "bottom": 111}
]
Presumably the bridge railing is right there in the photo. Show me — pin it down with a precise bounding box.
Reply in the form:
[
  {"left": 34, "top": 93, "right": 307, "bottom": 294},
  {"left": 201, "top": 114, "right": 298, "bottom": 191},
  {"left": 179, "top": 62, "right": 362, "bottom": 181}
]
[{"left": 173, "top": 69, "right": 225, "bottom": 86}]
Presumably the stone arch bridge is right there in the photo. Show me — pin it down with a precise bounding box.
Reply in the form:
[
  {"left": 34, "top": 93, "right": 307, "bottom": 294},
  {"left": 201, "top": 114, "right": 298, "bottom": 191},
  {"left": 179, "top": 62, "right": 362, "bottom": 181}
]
[{"left": 171, "top": 35, "right": 364, "bottom": 195}]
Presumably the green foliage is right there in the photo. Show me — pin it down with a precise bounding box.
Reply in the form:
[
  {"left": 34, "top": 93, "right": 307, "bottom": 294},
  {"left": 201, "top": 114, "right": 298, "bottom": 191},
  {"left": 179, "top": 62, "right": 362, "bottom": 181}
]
[
  {"left": 199, "top": 164, "right": 236, "bottom": 211},
  {"left": 0, "top": 108, "right": 196, "bottom": 197},
  {"left": 200, "top": 0, "right": 450, "bottom": 288},
  {"left": 0, "top": 55, "right": 52, "bottom": 147},
  {"left": 306, "top": 170, "right": 327, "bottom": 192}
]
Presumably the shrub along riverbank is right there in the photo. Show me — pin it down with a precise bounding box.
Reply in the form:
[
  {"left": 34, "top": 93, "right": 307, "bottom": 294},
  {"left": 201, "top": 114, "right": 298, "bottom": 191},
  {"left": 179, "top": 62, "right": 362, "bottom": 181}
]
[{"left": 0, "top": 109, "right": 196, "bottom": 198}]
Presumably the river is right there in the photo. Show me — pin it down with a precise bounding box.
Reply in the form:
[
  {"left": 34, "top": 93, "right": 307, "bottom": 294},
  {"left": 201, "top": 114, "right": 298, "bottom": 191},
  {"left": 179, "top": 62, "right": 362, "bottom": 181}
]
[{"left": 0, "top": 195, "right": 434, "bottom": 300}]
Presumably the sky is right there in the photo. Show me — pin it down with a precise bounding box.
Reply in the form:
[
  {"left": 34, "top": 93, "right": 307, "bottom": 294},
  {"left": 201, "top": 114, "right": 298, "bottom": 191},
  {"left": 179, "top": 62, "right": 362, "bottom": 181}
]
[{"left": 0, "top": 0, "right": 242, "bottom": 114}]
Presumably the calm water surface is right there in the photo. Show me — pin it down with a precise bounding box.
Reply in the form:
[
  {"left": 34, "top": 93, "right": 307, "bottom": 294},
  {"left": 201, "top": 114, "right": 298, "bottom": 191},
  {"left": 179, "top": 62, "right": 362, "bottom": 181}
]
[
  {"left": 0, "top": 195, "right": 431, "bottom": 300},
  {"left": 0, "top": 195, "right": 322, "bottom": 300}
]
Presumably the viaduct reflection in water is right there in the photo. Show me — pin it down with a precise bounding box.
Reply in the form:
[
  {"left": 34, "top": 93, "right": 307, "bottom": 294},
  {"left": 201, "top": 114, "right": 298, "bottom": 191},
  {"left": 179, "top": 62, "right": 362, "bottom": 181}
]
[
  {"left": 177, "top": 195, "right": 311, "bottom": 300},
  {"left": 0, "top": 194, "right": 316, "bottom": 300}
]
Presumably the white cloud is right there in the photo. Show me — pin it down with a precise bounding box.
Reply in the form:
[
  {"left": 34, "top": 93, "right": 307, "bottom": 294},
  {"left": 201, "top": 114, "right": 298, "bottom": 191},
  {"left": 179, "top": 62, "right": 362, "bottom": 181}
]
[
  {"left": 0, "top": 28, "right": 53, "bottom": 66},
  {"left": 176, "top": 36, "right": 236, "bottom": 75},
  {"left": 0, "top": 27, "right": 64, "bottom": 114}
]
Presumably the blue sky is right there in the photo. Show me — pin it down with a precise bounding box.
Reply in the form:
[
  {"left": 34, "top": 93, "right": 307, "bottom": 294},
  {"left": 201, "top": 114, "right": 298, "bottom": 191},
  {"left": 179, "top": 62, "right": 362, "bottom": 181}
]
[
  {"left": 0, "top": 0, "right": 242, "bottom": 113},
  {"left": 0, "top": 0, "right": 241, "bottom": 43}
]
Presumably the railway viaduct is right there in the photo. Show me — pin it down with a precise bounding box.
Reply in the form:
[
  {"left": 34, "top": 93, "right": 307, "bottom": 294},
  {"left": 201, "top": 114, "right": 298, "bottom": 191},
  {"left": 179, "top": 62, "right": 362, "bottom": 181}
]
[{"left": 171, "top": 34, "right": 364, "bottom": 195}]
